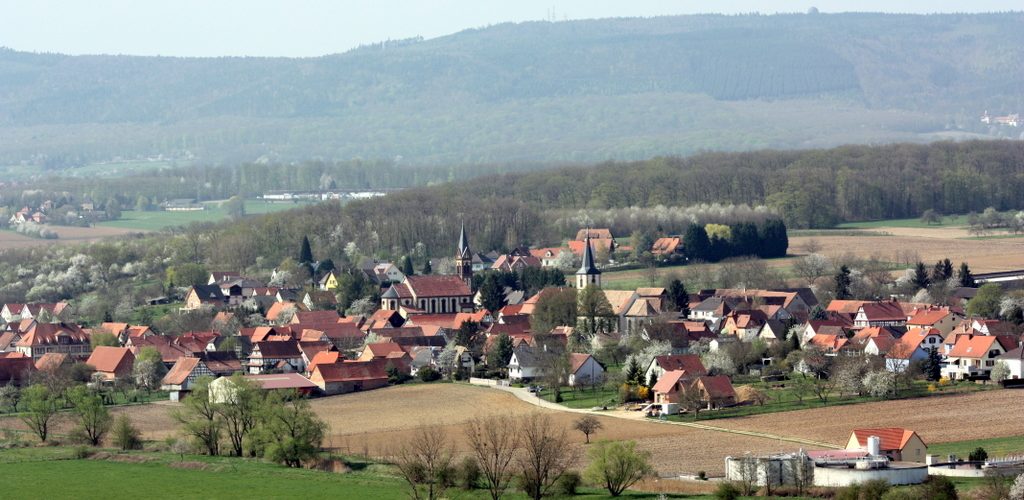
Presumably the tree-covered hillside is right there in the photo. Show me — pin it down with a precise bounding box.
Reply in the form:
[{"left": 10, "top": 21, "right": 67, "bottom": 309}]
[{"left": 1, "top": 12, "right": 1023, "bottom": 168}]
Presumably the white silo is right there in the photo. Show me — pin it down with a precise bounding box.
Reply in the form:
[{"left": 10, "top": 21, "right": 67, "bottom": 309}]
[{"left": 867, "top": 435, "right": 881, "bottom": 457}]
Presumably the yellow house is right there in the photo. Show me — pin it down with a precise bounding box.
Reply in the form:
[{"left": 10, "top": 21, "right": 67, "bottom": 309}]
[
  {"left": 318, "top": 271, "right": 339, "bottom": 291},
  {"left": 846, "top": 428, "right": 928, "bottom": 463}
]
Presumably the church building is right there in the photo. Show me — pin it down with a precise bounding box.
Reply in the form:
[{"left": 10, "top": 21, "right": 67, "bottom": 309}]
[{"left": 380, "top": 223, "right": 475, "bottom": 314}]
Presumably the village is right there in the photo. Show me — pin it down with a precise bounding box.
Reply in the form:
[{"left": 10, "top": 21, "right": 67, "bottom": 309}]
[{"left": 2, "top": 220, "right": 1023, "bottom": 498}]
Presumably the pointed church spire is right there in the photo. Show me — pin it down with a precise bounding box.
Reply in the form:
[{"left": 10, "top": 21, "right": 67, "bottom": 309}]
[
  {"left": 577, "top": 229, "right": 601, "bottom": 276},
  {"left": 458, "top": 221, "right": 470, "bottom": 258}
]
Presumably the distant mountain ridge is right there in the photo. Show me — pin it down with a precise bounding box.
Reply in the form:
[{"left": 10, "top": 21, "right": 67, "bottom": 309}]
[{"left": 1, "top": 12, "right": 1023, "bottom": 167}]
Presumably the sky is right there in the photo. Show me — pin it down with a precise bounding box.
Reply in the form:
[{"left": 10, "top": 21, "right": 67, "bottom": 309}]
[{"left": 0, "top": 0, "right": 1020, "bottom": 57}]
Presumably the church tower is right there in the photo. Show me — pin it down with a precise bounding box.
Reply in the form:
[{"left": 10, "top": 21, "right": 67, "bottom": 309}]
[
  {"left": 455, "top": 222, "right": 473, "bottom": 286},
  {"left": 575, "top": 231, "right": 602, "bottom": 289}
]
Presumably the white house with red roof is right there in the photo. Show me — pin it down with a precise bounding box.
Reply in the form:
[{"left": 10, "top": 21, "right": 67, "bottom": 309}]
[
  {"left": 644, "top": 354, "right": 707, "bottom": 385},
  {"left": 567, "top": 353, "right": 604, "bottom": 387},
  {"left": 905, "top": 307, "right": 963, "bottom": 335},
  {"left": 853, "top": 301, "right": 908, "bottom": 328},
  {"left": 942, "top": 334, "right": 1015, "bottom": 380}
]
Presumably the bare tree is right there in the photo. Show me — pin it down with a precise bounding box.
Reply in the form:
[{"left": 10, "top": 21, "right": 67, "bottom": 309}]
[
  {"left": 679, "top": 383, "right": 704, "bottom": 421},
  {"left": 786, "top": 451, "right": 814, "bottom": 496},
  {"left": 518, "top": 413, "right": 577, "bottom": 500},
  {"left": 393, "top": 426, "right": 455, "bottom": 500},
  {"left": 574, "top": 415, "right": 604, "bottom": 444},
  {"left": 465, "top": 416, "right": 519, "bottom": 500},
  {"left": 812, "top": 377, "right": 836, "bottom": 404}
]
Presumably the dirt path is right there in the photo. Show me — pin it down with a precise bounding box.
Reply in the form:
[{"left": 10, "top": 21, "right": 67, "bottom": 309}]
[{"left": 491, "top": 384, "right": 839, "bottom": 449}]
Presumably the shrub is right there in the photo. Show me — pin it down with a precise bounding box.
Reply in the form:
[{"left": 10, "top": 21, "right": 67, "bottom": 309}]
[
  {"left": 969, "top": 447, "right": 988, "bottom": 462},
  {"left": 918, "top": 476, "right": 957, "bottom": 500},
  {"left": 112, "top": 414, "right": 142, "bottom": 451},
  {"left": 555, "top": 471, "right": 582, "bottom": 496},
  {"left": 555, "top": 391, "right": 564, "bottom": 403},
  {"left": 417, "top": 366, "right": 442, "bottom": 383},
  {"left": 714, "top": 481, "right": 741, "bottom": 500},
  {"left": 698, "top": 470, "right": 707, "bottom": 480},
  {"left": 73, "top": 445, "right": 93, "bottom": 459},
  {"left": 459, "top": 456, "right": 481, "bottom": 490}
]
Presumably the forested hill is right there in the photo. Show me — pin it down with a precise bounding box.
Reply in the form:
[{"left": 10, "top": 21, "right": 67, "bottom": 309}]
[{"left": 2, "top": 12, "right": 1024, "bottom": 168}]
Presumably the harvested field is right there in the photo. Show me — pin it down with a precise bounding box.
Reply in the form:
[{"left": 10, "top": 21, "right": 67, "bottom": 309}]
[
  {"left": 711, "top": 389, "right": 1024, "bottom": 447},
  {"left": 314, "top": 384, "right": 787, "bottom": 476},
  {"left": 0, "top": 225, "right": 139, "bottom": 250},
  {"left": 790, "top": 230, "right": 1024, "bottom": 273}
]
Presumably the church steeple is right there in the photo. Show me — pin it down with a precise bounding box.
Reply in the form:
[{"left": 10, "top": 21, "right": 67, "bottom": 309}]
[
  {"left": 576, "top": 230, "right": 602, "bottom": 289},
  {"left": 455, "top": 222, "right": 473, "bottom": 286}
]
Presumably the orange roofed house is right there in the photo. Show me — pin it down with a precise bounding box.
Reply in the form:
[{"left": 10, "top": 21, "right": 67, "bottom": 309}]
[
  {"left": 86, "top": 346, "right": 135, "bottom": 381},
  {"left": 308, "top": 359, "right": 391, "bottom": 395},
  {"left": 846, "top": 428, "right": 927, "bottom": 463},
  {"left": 15, "top": 322, "right": 91, "bottom": 361}
]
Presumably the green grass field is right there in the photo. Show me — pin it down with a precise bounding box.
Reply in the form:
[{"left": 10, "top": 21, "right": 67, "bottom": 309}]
[
  {"left": 0, "top": 446, "right": 716, "bottom": 499},
  {"left": 928, "top": 435, "right": 1024, "bottom": 459},
  {"left": 96, "top": 200, "right": 314, "bottom": 231},
  {"left": 836, "top": 214, "right": 968, "bottom": 229},
  {"left": 664, "top": 380, "right": 991, "bottom": 422}
]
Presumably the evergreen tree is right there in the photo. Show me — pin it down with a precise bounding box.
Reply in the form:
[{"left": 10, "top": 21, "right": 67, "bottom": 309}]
[
  {"left": 931, "top": 258, "right": 953, "bottom": 282},
  {"left": 422, "top": 259, "right": 432, "bottom": 275},
  {"left": 400, "top": 255, "right": 414, "bottom": 276},
  {"left": 958, "top": 262, "right": 977, "bottom": 288},
  {"left": 646, "top": 370, "right": 658, "bottom": 391},
  {"left": 790, "top": 330, "right": 802, "bottom": 351},
  {"left": 298, "top": 236, "right": 313, "bottom": 264},
  {"left": 625, "top": 357, "right": 642, "bottom": 385},
  {"left": 487, "top": 333, "right": 515, "bottom": 368},
  {"left": 834, "top": 265, "right": 852, "bottom": 300},
  {"left": 912, "top": 261, "right": 931, "bottom": 290},
  {"left": 479, "top": 274, "right": 507, "bottom": 313},
  {"left": 923, "top": 347, "right": 942, "bottom": 381},
  {"left": 666, "top": 279, "right": 689, "bottom": 317},
  {"left": 729, "top": 222, "right": 760, "bottom": 257},
  {"left": 682, "top": 224, "right": 710, "bottom": 262},
  {"left": 758, "top": 219, "right": 789, "bottom": 258}
]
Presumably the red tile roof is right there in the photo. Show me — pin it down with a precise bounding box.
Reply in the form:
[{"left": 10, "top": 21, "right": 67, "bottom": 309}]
[
  {"left": 0, "top": 355, "right": 34, "bottom": 383},
  {"left": 947, "top": 335, "right": 1005, "bottom": 359},
  {"left": 652, "top": 354, "right": 707, "bottom": 376},
  {"left": 313, "top": 360, "right": 389, "bottom": 383},
  {"left": 243, "top": 373, "right": 317, "bottom": 390},
  {"left": 86, "top": 346, "right": 135, "bottom": 374},
  {"left": 402, "top": 275, "right": 473, "bottom": 298},
  {"left": 34, "top": 352, "right": 68, "bottom": 372},
  {"left": 695, "top": 375, "right": 736, "bottom": 400},
  {"left": 162, "top": 357, "right": 201, "bottom": 386},
  {"left": 16, "top": 322, "right": 89, "bottom": 347},
  {"left": 652, "top": 369, "right": 687, "bottom": 394},
  {"left": 291, "top": 310, "right": 342, "bottom": 324},
  {"left": 569, "top": 353, "right": 597, "bottom": 374},
  {"left": 850, "top": 428, "right": 922, "bottom": 451}
]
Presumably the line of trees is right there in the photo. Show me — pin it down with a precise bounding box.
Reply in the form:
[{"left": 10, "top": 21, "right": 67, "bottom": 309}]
[{"left": 172, "top": 376, "right": 327, "bottom": 466}]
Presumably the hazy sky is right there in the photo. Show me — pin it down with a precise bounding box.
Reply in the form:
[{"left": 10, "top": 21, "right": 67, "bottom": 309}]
[{"left": 1, "top": 0, "right": 1019, "bottom": 57}]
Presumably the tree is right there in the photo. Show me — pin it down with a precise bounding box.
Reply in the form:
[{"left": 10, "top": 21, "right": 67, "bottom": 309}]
[
  {"left": 172, "top": 376, "right": 221, "bottom": 455},
  {"left": 253, "top": 391, "right": 327, "bottom": 467},
  {"left": 920, "top": 209, "right": 942, "bottom": 225},
  {"left": 958, "top": 262, "right": 977, "bottom": 288},
  {"left": 793, "top": 253, "right": 831, "bottom": 286},
  {"left": 224, "top": 195, "right": 245, "bottom": 220},
  {"left": 20, "top": 384, "right": 60, "bottom": 442},
  {"left": 1010, "top": 472, "right": 1024, "bottom": 500},
  {"left": 529, "top": 288, "right": 577, "bottom": 335},
  {"left": 298, "top": 235, "right": 314, "bottom": 264},
  {"left": 479, "top": 274, "right": 507, "bottom": 313},
  {"left": 68, "top": 385, "right": 111, "bottom": 446},
  {"left": 968, "top": 283, "right": 1004, "bottom": 318},
  {"left": 400, "top": 255, "right": 415, "bottom": 276},
  {"left": 465, "top": 416, "right": 519, "bottom": 500},
  {"left": 574, "top": 415, "right": 604, "bottom": 444},
  {"left": 216, "top": 374, "right": 263, "bottom": 457},
  {"left": 517, "top": 413, "right": 576, "bottom": 500},
  {"left": 422, "top": 259, "right": 432, "bottom": 275},
  {"left": 133, "top": 347, "right": 166, "bottom": 391},
  {"left": 577, "top": 285, "right": 615, "bottom": 341},
  {"left": 112, "top": 413, "right": 142, "bottom": 450},
  {"left": 683, "top": 224, "right": 711, "bottom": 261},
  {"left": 834, "top": 265, "right": 852, "bottom": 300},
  {"left": 969, "top": 447, "right": 989, "bottom": 462},
  {"left": 585, "top": 440, "right": 653, "bottom": 497},
  {"left": 679, "top": 383, "right": 704, "bottom": 421},
  {"left": 931, "top": 258, "right": 954, "bottom": 282},
  {"left": 486, "top": 333, "right": 514, "bottom": 370},
  {"left": 912, "top": 261, "right": 931, "bottom": 290},
  {"left": 454, "top": 320, "right": 483, "bottom": 358},
  {"left": 104, "top": 197, "right": 122, "bottom": 220},
  {"left": 0, "top": 384, "right": 20, "bottom": 412},
  {"left": 666, "top": 279, "right": 689, "bottom": 317},
  {"left": 623, "top": 356, "right": 642, "bottom": 385},
  {"left": 90, "top": 331, "right": 120, "bottom": 348},
  {"left": 922, "top": 347, "right": 943, "bottom": 382},
  {"left": 393, "top": 425, "right": 455, "bottom": 500},
  {"left": 991, "top": 361, "right": 1011, "bottom": 383}
]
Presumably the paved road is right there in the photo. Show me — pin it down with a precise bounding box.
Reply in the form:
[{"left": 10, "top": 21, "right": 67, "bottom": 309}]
[{"left": 491, "top": 384, "right": 840, "bottom": 450}]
